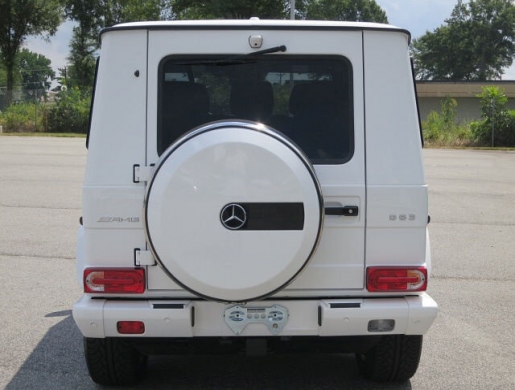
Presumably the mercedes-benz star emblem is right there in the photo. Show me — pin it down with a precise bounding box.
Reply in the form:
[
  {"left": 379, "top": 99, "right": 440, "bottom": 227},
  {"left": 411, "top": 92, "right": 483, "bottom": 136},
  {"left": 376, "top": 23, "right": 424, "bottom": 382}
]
[{"left": 220, "top": 204, "right": 247, "bottom": 230}]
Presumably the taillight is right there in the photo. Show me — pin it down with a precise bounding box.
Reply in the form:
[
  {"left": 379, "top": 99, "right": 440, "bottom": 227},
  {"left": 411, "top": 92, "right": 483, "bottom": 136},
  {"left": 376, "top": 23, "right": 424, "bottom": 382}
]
[
  {"left": 84, "top": 268, "right": 145, "bottom": 294},
  {"left": 367, "top": 267, "right": 427, "bottom": 292}
]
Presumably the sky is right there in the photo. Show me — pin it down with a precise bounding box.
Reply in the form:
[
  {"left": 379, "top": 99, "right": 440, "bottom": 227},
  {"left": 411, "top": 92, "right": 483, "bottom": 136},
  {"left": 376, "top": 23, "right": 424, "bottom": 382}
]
[{"left": 23, "top": 0, "right": 515, "bottom": 80}]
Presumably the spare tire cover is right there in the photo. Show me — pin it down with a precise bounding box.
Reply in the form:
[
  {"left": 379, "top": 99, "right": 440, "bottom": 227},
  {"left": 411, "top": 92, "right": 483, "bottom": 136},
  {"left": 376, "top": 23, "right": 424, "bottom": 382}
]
[{"left": 144, "top": 121, "right": 323, "bottom": 302}]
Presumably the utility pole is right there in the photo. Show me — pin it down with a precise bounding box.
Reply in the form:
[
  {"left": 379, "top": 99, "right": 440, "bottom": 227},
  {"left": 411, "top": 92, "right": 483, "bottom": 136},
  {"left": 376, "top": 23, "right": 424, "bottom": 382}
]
[
  {"left": 491, "top": 98, "right": 495, "bottom": 147},
  {"left": 35, "top": 88, "right": 38, "bottom": 132}
]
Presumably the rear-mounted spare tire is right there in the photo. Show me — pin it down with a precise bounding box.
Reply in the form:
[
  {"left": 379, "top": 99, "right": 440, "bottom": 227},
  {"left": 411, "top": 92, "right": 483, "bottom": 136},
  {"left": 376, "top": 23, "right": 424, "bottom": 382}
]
[{"left": 144, "top": 121, "right": 323, "bottom": 302}]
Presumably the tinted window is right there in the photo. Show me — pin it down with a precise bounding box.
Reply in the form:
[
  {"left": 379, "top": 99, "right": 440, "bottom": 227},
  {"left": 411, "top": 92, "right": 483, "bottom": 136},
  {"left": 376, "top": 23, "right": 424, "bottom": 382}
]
[{"left": 158, "top": 56, "right": 353, "bottom": 164}]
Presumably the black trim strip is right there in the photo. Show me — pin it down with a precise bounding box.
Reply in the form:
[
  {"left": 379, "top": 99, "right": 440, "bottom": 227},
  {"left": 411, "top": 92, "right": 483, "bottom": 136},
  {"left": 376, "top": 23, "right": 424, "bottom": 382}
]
[
  {"left": 152, "top": 303, "right": 185, "bottom": 309},
  {"left": 86, "top": 57, "right": 100, "bottom": 149},
  {"left": 410, "top": 57, "right": 424, "bottom": 147},
  {"left": 330, "top": 302, "right": 361, "bottom": 308},
  {"left": 221, "top": 202, "right": 304, "bottom": 231},
  {"left": 191, "top": 306, "right": 195, "bottom": 327}
]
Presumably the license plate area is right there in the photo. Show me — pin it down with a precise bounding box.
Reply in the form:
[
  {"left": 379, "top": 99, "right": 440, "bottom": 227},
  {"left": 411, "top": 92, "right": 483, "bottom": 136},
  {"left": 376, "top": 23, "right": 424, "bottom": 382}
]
[{"left": 224, "top": 305, "right": 289, "bottom": 335}]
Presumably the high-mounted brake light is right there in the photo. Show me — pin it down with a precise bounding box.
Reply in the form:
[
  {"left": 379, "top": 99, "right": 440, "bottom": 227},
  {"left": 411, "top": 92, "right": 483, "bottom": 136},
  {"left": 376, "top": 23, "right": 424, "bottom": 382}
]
[
  {"left": 367, "top": 267, "right": 427, "bottom": 292},
  {"left": 84, "top": 268, "right": 145, "bottom": 294}
]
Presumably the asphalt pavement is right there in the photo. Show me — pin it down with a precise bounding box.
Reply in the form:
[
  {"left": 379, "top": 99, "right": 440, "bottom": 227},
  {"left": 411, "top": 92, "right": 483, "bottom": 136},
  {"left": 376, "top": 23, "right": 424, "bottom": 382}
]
[{"left": 0, "top": 137, "right": 513, "bottom": 389}]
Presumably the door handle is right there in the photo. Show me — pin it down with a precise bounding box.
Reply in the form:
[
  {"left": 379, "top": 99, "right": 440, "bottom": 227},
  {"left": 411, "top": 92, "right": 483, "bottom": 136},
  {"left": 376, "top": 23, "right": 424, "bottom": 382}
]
[{"left": 324, "top": 206, "right": 359, "bottom": 216}]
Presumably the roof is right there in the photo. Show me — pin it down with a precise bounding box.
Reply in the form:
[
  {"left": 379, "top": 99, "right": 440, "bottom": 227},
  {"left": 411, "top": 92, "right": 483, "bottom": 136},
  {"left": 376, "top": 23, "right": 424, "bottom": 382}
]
[{"left": 100, "top": 19, "right": 410, "bottom": 41}]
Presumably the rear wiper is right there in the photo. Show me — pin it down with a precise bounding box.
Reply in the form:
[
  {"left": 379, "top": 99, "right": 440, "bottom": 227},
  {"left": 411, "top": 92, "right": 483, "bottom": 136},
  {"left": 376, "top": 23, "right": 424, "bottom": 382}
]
[
  {"left": 176, "top": 45, "right": 287, "bottom": 66},
  {"left": 225, "top": 45, "right": 287, "bottom": 62}
]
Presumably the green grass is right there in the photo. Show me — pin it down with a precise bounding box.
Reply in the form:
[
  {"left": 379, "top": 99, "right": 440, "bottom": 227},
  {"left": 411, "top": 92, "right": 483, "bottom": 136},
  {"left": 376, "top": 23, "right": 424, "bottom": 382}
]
[
  {"left": 0, "top": 132, "right": 86, "bottom": 138},
  {"left": 424, "top": 144, "right": 515, "bottom": 151}
]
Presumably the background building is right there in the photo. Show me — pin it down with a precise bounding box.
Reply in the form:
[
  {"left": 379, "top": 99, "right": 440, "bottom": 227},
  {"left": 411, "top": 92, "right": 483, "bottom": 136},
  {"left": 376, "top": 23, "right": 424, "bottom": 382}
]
[{"left": 416, "top": 81, "right": 515, "bottom": 122}]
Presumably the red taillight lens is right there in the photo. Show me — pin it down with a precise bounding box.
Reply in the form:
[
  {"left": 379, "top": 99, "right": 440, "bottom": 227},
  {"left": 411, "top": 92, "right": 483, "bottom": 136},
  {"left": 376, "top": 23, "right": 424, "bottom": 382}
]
[
  {"left": 367, "top": 267, "right": 427, "bottom": 292},
  {"left": 84, "top": 268, "right": 145, "bottom": 294},
  {"left": 117, "top": 321, "right": 145, "bottom": 334}
]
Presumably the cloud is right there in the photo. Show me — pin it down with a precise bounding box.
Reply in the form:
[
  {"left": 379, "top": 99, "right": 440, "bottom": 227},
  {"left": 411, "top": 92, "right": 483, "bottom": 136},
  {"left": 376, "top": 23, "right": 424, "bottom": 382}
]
[
  {"left": 502, "top": 65, "right": 515, "bottom": 80},
  {"left": 24, "top": 21, "right": 76, "bottom": 73},
  {"left": 376, "top": 0, "right": 457, "bottom": 38}
]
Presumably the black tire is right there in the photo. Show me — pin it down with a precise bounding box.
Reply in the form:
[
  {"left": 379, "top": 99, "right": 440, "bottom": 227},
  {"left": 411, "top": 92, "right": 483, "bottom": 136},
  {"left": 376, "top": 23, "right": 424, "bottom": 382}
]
[
  {"left": 84, "top": 337, "right": 148, "bottom": 386},
  {"left": 355, "top": 335, "right": 423, "bottom": 383}
]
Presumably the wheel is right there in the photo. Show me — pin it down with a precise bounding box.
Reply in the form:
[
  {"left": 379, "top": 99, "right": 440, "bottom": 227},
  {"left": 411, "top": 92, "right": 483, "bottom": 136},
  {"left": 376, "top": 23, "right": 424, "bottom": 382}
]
[
  {"left": 145, "top": 120, "right": 323, "bottom": 302},
  {"left": 84, "top": 337, "right": 147, "bottom": 386},
  {"left": 355, "top": 335, "right": 423, "bottom": 383}
]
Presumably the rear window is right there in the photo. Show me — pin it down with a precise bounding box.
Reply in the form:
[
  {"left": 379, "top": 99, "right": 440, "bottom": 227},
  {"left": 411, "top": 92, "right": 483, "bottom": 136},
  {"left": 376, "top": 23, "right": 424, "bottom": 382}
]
[{"left": 158, "top": 55, "right": 353, "bottom": 164}]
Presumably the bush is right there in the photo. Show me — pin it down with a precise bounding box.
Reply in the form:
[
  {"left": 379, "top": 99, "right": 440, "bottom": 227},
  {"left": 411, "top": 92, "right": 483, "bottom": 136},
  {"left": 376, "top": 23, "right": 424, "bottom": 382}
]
[
  {"left": 422, "top": 111, "right": 445, "bottom": 142},
  {"left": 472, "top": 87, "right": 515, "bottom": 147},
  {"left": 0, "top": 102, "right": 44, "bottom": 132},
  {"left": 471, "top": 111, "right": 515, "bottom": 146},
  {"left": 45, "top": 87, "right": 91, "bottom": 133},
  {"left": 421, "top": 95, "right": 474, "bottom": 146}
]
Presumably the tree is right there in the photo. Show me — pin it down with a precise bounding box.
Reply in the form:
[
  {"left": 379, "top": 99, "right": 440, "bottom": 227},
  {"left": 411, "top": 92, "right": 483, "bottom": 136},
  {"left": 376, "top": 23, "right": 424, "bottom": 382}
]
[
  {"left": 412, "top": 0, "right": 515, "bottom": 81},
  {"left": 471, "top": 86, "right": 515, "bottom": 146},
  {"left": 45, "top": 86, "right": 91, "bottom": 133},
  {"left": 0, "top": 62, "right": 7, "bottom": 109},
  {"left": 63, "top": 0, "right": 172, "bottom": 90},
  {"left": 66, "top": 26, "right": 97, "bottom": 89},
  {"left": 64, "top": 0, "right": 172, "bottom": 34},
  {"left": 111, "top": 0, "right": 173, "bottom": 23},
  {"left": 422, "top": 95, "right": 465, "bottom": 143},
  {"left": 171, "top": 0, "right": 291, "bottom": 19},
  {"left": 306, "top": 0, "right": 388, "bottom": 23},
  {"left": 17, "top": 49, "right": 55, "bottom": 101},
  {"left": 0, "top": 0, "right": 62, "bottom": 104}
]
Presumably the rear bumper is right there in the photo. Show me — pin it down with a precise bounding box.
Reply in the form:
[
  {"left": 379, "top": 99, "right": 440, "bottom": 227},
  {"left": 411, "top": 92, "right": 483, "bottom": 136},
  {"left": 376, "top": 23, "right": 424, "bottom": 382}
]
[{"left": 73, "top": 293, "right": 437, "bottom": 338}]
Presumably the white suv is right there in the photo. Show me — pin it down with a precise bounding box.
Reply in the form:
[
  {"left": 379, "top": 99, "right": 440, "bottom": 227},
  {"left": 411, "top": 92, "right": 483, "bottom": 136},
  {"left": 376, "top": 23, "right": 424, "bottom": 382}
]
[{"left": 73, "top": 19, "right": 437, "bottom": 386}]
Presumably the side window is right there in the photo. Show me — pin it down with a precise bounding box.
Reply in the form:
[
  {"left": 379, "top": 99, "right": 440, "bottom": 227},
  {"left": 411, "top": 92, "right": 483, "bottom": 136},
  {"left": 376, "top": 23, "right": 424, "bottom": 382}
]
[{"left": 158, "top": 56, "right": 354, "bottom": 164}]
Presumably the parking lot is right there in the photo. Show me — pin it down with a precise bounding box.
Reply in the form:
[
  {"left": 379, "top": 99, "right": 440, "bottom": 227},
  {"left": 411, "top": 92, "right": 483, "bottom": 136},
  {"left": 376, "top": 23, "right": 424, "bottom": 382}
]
[{"left": 0, "top": 136, "right": 514, "bottom": 389}]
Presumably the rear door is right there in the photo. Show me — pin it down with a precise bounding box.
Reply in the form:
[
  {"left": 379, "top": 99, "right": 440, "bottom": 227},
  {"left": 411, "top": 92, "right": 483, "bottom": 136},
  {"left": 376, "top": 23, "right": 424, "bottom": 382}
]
[{"left": 145, "top": 27, "right": 366, "bottom": 294}]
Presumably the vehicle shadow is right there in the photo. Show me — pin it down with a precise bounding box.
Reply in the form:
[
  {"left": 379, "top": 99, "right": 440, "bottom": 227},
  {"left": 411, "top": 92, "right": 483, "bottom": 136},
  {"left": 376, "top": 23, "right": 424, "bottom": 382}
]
[
  {"left": 6, "top": 312, "right": 412, "bottom": 390},
  {"left": 5, "top": 311, "right": 91, "bottom": 390},
  {"left": 142, "top": 354, "right": 412, "bottom": 390}
]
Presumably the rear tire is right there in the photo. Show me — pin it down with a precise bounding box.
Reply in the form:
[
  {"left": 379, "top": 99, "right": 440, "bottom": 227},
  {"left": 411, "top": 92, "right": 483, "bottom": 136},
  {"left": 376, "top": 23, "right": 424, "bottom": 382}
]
[
  {"left": 84, "top": 337, "right": 148, "bottom": 386},
  {"left": 355, "top": 335, "right": 423, "bottom": 383}
]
